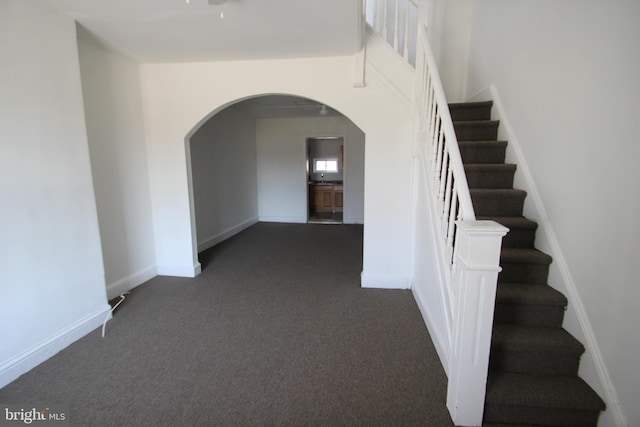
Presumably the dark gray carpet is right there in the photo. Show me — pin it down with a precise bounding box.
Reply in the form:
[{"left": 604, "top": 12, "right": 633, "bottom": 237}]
[{"left": 0, "top": 222, "right": 453, "bottom": 427}]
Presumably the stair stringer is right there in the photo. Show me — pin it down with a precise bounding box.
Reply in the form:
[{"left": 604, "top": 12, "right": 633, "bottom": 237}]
[{"left": 468, "top": 84, "right": 627, "bottom": 427}]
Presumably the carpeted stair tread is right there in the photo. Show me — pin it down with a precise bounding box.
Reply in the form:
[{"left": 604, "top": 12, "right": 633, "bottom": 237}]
[
  {"left": 500, "top": 249, "right": 553, "bottom": 285},
  {"left": 490, "top": 325, "right": 584, "bottom": 376},
  {"left": 454, "top": 120, "right": 500, "bottom": 141},
  {"left": 479, "top": 216, "right": 538, "bottom": 230},
  {"left": 485, "top": 371, "right": 606, "bottom": 411},
  {"left": 471, "top": 189, "right": 527, "bottom": 217},
  {"left": 501, "top": 248, "right": 552, "bottom": 265},
  {"left": 496, "top": 282, "right": 567, "bottom": 307},
  {"left": 494, "top": 283, "right": 567, "bottom": 328},
  {"left": 491, "top": 324, "right": 584, "bottom": 353},
  {"left": 478, "top": 216, "right": 538, "bottom": 248},
  {"left": 449, "top": 100, "right": 493, "bottom": 121},
  {"left": 465, "top": 164, "right": 517, "bottom": 172},
  {"left": 459, "top": 141, "right": 508, "bottom": 164},
  {"left": 464, "top": 164, "right": 517, "bottom": 189},
  {"left": 489, "top": 323, "right": 584, "bottom": 375}
]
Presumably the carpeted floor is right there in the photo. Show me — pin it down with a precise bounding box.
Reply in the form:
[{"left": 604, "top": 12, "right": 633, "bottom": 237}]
[{"left": 0, "top": 222, "right": 453, "bottom": 426}]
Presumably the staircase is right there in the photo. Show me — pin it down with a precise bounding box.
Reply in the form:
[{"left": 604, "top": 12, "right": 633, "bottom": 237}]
[{"left": 449, "top": 101, "right": 606, "bottom": 426}]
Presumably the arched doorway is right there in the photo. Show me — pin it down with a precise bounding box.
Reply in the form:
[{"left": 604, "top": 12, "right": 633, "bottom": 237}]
[{"left": 185, "top": 94, "right": 365, "bottom": 266}]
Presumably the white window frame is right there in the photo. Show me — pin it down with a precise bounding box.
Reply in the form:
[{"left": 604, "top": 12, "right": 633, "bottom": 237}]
[{"left": 313, "top": 158, "right": 339, "bottom": 173}]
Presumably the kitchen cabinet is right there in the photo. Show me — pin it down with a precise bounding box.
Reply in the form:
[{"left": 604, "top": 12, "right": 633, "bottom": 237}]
[{"left": 309, "top": 184, "right": 343, "bottom": 213}]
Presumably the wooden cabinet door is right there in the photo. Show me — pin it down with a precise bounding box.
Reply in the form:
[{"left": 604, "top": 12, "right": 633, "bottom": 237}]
[
  {"left": 322, "top": 191, "right": 332, "bottom": 208},
  {"left": 334, "top": 191, "right": 343, "bottom": 208}
]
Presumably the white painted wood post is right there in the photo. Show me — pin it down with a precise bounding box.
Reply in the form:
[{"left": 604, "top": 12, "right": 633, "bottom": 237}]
[{"left": 447, "top": 220, "right": 508, "bottom": 427}]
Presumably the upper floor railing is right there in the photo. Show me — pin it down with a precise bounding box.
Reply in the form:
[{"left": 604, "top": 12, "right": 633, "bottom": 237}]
[{"left": 365, "top": 0, "right": 418, "bottom": 67}]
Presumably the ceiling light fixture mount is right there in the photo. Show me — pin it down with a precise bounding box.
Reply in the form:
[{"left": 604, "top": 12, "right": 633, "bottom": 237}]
[{"left": 207, "top": 0, "right": 228, "bottom": 18}]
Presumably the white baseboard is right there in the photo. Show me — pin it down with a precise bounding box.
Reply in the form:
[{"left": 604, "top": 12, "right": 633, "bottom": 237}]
[
  {"left": 480, "top": 84, "right": 627, "bottom": 427},
  {"left": 156, "top": 262, "right": 201, "bottom": 278},
  {"left": 258, "top": 215, "right": 307, "bottom": 224},
  {"left": 343, "top": 216, "right": 364, "bottom": 224},
  {"left": 105, "top": 265, "right": 157, "bottom": 300},
  {"left": 0, "top": 305, "right": 111, "bottom": 389},
  {"left": 360, "top": 272, "right": 411, "bottom": 289},
  {"left": 197, "top": 217, "right": 259, "bottom": 253}
]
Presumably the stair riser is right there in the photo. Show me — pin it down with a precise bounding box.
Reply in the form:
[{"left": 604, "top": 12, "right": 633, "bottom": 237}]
[
  {"left": 499, "top": 262, "right": 550, "bottom": 285},
  {"left": 501, "top": 228, "right": 536, "bottom": 249},
  {"left": 455, "top": 123, "right": 499, "bottom": 141},
  {"left": 484, "top": 404, "right": 601, "bottom": 427},
  {"left": 471, "top": 194, "right": 525, "bottom": 217},
  {"left": 494, "top": 303, "right": 565, "bottom": 328},
  {"left": 489, "top": 348, "right": 582, "bottom": 376},
  {"left": 460, "top": 144, "right": 506, "bottom": 164}
]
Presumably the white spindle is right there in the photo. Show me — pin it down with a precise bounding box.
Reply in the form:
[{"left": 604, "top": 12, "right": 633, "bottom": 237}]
[
  {"left": 366, "top": 0, "right": 417, "bottom": 68},
  {"left": 381, "top": 0, "right": 388, "bottom": 43},
  {"left": 393, "top": 0, "right": 399, "bottom": 52},
  {"left": 401, "top": 0, "right": 409, "bottom": 61},
  {"left": 442, "top": 161, "right": 454, "bottom": 235}
]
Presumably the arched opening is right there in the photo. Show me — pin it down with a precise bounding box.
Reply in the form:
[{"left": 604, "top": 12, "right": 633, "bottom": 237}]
[{"left": 185, "top": 94, "right": 365, "bottom": 270}]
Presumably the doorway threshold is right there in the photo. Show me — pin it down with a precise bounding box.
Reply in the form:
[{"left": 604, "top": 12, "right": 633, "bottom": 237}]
[{"left": 308, "top": 212, "right": 343, "bottom": 224}]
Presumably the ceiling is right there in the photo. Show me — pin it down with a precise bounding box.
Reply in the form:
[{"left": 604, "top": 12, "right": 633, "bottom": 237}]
[{"left": 42, "top": 0, "right": 364, "bottom": 63}]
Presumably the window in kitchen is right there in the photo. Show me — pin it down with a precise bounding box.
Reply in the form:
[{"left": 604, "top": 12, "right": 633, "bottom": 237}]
[{"left": 313, "top": 158, "right": 339, "bottom": 173}]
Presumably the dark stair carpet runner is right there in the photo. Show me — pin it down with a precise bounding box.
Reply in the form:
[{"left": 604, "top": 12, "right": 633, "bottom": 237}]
[{"left": 449, "top": 101, "right": 606, "bottom": 427}]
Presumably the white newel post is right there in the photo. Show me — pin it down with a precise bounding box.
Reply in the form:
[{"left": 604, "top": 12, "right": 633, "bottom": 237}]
[{"left": 447, "top": 220, "right": 508, "bottom": 427}]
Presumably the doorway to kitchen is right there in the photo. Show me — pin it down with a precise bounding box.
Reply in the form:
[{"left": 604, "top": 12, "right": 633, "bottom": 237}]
[{"left": 307, "top": 137, "right": 344, "bottom": 224}]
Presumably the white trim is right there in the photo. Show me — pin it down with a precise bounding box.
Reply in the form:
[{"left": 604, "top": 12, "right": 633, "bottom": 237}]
[
  {"left": 352, "top": 47, "right": 367, "bottom": 88},
  {"left": 258, "top": 215, "right": 307, "bottom": 224},
  {"left": 156, "top": 262, "right": 201, "bottom": 278},
  {"left": 477, "top": 84, "right": 627, "bottom": 427},
  {"left": 105, "top": 265, "right": 157, "bottom": 300},
  {"left": 343, "top": 216, "right": 364, "bottom": 224},
  {"left": 0, "top": 305, "right": 112, "bottom": 389},
  {"left": 197, "top": 217, "right": 259, "bottom": 253},
  {"left": 360, "top": 271, "right": 411, "bottom": 289}
]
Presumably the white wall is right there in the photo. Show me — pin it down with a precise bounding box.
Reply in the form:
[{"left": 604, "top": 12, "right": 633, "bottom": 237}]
[
  {"left": 0, "top": 0, "right": 111, "bottom": 387},
  {"left": 189, "top": 106, "right": 258, "bottom": 252},
  {"left": 256, "top": 116, "right": 364, "bottom": 224},
  {"left": 422, "top": 0, "right": 474, "bottom": 102},
  {"left": 139, "top": 53, "right": 413, "bottom": 288},
  {"left": 457, "top": 1, "right": 640, "bottom": 425},
  {"left": 344, "top": 122, "right": 366, "bottom": 224},
  {"left": 77, "top": 30, "right": 157, "bottom": 300}
]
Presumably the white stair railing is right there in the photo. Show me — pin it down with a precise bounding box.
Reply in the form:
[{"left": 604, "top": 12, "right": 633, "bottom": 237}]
[
  {"left": 414, "top": 25, "right": 508, "bottom": 426},
  {"left": 364, "top": 0, "right": 508, "bottom": 423},
  {"left": 365, "top": 0, "right": 418, "bottom": 67}
]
